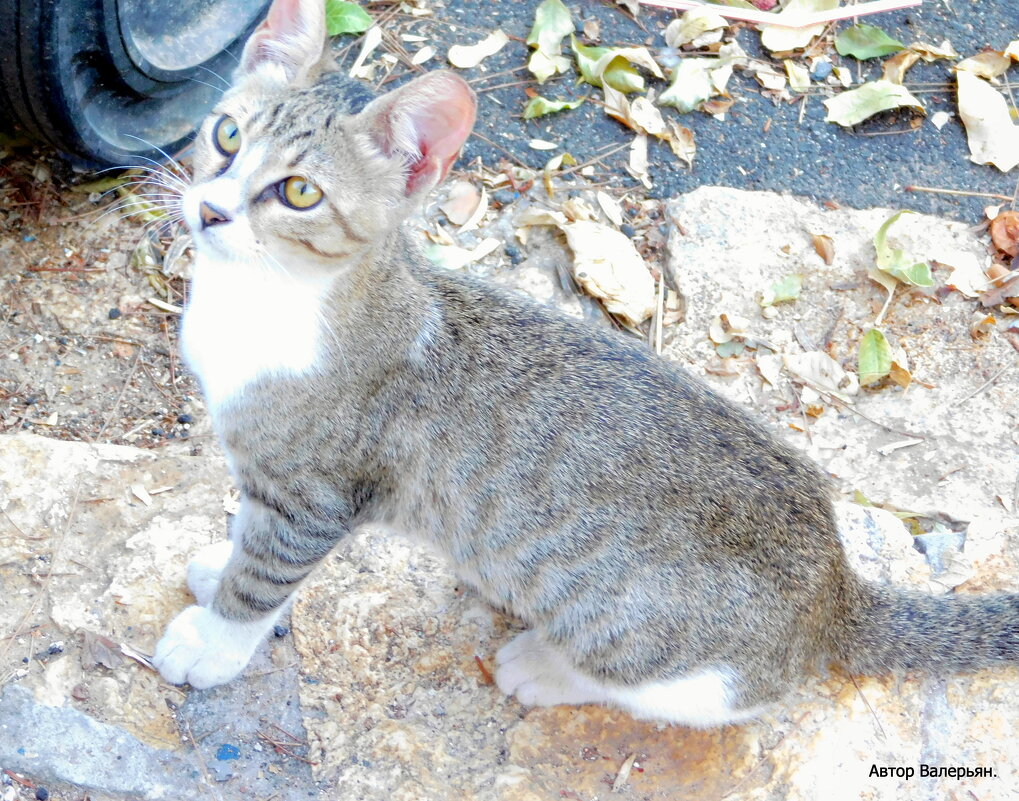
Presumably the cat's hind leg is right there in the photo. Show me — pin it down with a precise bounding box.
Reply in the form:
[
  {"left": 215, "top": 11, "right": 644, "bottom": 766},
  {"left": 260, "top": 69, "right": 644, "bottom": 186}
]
[
  {"left": 495, "top": 630, "right": 763, "bottom": 726},
  {"left": 495, "top": 630, "right": 613, "bottom": 707}
]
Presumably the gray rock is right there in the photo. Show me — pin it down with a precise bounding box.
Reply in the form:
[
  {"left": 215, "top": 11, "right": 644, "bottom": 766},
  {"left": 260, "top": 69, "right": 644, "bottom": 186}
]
[{"left": 0, "top": 684, "right": 201, "bottom": 799}]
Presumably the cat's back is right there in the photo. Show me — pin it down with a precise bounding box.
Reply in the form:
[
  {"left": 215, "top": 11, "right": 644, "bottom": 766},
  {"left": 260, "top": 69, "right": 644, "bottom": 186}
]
[{"left": 409, "top": 264, "right": 838, "bottom": 558}]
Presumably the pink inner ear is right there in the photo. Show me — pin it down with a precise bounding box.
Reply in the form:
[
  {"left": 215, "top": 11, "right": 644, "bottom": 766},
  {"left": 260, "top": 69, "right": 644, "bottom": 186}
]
[
  {"left": 393, "top": 74, "right": 477, "bottom": 196},
  {"left": 239, "top": 0, "right": 325, "bottom": 80}
]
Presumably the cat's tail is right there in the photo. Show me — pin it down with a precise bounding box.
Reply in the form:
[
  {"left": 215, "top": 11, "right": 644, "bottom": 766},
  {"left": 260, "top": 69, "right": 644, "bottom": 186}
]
[{"left": 836, "top": 579, "right": 1019, "bottom": 674}]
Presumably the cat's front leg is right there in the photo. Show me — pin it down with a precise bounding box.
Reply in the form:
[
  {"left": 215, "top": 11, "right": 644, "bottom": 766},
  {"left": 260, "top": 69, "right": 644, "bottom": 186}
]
[{"left": 154, "top": 496, "right": 344, "bottom": 688}]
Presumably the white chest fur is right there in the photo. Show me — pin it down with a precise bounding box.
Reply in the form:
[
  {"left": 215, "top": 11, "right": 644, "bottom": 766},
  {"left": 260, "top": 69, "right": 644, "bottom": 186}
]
[{"left": 182, "top": 253, "right": 335, "bottom": 414}]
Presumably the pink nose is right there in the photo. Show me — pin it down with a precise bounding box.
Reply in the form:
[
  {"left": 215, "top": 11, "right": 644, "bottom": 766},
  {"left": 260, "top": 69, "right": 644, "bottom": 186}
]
[{"left": 199, "top": 201, "right": 231, "bottom": 229}]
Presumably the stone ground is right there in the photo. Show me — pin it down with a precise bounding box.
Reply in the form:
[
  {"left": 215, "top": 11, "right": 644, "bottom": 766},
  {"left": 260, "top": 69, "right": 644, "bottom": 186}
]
[{"left": 1, "top": 175, "right": 1018, "bottom": 800}]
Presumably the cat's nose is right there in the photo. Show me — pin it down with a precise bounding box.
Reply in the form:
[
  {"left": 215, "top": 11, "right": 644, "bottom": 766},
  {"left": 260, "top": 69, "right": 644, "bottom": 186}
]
[{"left": 199, "top": 201, "right": 232, "bottom": 229}]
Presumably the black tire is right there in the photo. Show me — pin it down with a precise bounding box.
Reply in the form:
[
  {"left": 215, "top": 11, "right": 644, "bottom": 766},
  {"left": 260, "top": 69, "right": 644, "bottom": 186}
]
[{"left": 0, "top": 0, "right": 268, "bottom": 167}]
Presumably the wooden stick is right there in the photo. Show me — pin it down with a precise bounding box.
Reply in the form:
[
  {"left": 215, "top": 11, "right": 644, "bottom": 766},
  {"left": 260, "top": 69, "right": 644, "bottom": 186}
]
[
  {"left": 637, "top": 0, "right": 922, "bottom": 28},
  {"left": 904, "top": 185, "right": 1015, "bottom": 202}
]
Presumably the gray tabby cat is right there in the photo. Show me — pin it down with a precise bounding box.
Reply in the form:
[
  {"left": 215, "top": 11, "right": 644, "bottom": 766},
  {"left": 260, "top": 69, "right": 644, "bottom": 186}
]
[{"left": 153, "top": 0, "right": 1019, "bottom": 725}]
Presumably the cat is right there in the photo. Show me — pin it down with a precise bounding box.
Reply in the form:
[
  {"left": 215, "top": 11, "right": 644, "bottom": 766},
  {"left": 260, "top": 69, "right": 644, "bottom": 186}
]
[{"left": 153, "top": 0, "right": 1019, "bottom": 726}]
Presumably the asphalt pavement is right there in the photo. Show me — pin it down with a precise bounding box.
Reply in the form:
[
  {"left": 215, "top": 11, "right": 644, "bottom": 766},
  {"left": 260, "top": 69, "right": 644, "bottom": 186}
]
[{"left": 387, "top": 0, "right": 1017, "bottom": 221}]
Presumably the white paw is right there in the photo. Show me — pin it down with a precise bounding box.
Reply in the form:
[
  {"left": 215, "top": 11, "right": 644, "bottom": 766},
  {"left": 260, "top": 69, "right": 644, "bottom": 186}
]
[
  {"left": 153, "top": 605, "right": 273, "bottom": 689},
  {"left": 187, "top": 540, "right": 235, "bottom": 607},
  {"left": 495, "top": 630, "right": 606, "bottom": 708}
]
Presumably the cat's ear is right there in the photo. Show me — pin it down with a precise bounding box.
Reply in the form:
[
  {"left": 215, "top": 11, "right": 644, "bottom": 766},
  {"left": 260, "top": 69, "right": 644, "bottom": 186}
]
[
  {"left": 358, "top": 71, "right": 477, "bottom": 197},
  {"left": 239, "top": 0, "right": 328, "bottom": 84}
]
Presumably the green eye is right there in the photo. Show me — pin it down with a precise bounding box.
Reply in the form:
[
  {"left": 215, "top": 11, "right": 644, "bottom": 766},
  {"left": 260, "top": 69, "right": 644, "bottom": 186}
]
[
  {"left": 213, "top": 115, "right": 241, "bottom": 156},
  {"left": 281, "top": 176, "right": 323, "bottom": 210}
]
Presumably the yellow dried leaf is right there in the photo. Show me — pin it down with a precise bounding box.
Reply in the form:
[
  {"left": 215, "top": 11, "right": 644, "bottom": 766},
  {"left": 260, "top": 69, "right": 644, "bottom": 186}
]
[{"left": 448, "top": 30, "right": 508, "bottom": 68}]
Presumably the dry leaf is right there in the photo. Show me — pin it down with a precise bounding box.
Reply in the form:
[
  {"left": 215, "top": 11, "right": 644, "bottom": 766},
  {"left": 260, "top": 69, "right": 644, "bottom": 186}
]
[
  {"left": 981, "top": 263, "right": 1019, "bottom": 308},
  {"left": 528, "top": 138, "right": 559, "bottom": 151},
  {"left": 411, "top": 46, "right": 435, "bottom": 65},
  {"left": 888, "top": 347, "right": 912, "bottom": 389},
  {"left": 130, "top": 484, "right": 152, "bottom": 507},
  {"left": 783, "top": 351, "right": 860, "bottom": 402},
  {"left": 784, "top": 60, "right": 811, "bottom": 93},
  {"left": 596, "top": 191, "right": 624, "bottom": 226},
  {"left": 459, "top": 188, "right": 489, "bottom": 233},
  {"left": 969, "top": 312, "right": 997, "bottom": 340},
  {"left": 81, "top": 631, "right": 125, "bottom": 670},
  {"left": 666, "top": 120, "right": 696, "bottom": 168},
  {"left": 760, "top": 0, "right": 839, "bottom": 53},
  {"left": 812, "top": 233, "right": 835, "bottom": 264},
  {"left": 909, "top": 40, "right": 959, "bottom": 62},
  {"left": 956, "top": 51, "right": 1012, "bottom": 81},
  {"left": 989, "top": 210, "right": 1019, "bottom": 258},
  {"left": 448, "top": 29, "right": 509, "bottom": 69},
  {"left": 709, "top": 312, "right": 750, "bottom": 344},
  {"left": 956, "top": 71, "right": 1019, "bottom": 172},
  {"left": 561, "top": 221, "right": 656, "bottom": 326},
  {"left": 882, "top": 49, "right": 920, "bottom": 83},
  {"left": 932, "top": 249, "right": 990, "bottom": 298},
  {"left": 756, "top": 353, "right": 783, "bottom": 387},
  {"left": 628, "top": 133, "right": 651, "bottom": 189},
  {"left": 439, "top": 181, "right": 481, "bottom": 226},
  {"left": 665, "top": 8, "right": 728, "bottom": 48},
  {"left": 349, "top": 25, "right": 383, "bottom": 78}
]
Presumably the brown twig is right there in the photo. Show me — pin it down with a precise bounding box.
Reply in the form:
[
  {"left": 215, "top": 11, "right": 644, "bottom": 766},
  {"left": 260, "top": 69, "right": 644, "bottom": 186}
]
[
  {"left": 904, "top": 185, "right": 1015, "bottom": 202},
  {"left": 952, "top": 363, "right": 1016, "bottom": 407},
  {"left": 830, "top": 397, "right": 925, "bottom": 440},
  {"left": 850, "top": 673, "right": 888, "bottom": 740},
  {"left": 474, "top": 654, "right": 494, "bottom": 685},
  {"left": 469, "top": 131, "right": 530, "bottom": 169}
]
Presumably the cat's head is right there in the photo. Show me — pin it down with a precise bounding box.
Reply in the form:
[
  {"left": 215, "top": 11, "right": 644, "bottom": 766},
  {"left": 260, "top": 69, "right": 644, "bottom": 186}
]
[{"left": 182, "top": 0, "right": 476, "bottom": 269}]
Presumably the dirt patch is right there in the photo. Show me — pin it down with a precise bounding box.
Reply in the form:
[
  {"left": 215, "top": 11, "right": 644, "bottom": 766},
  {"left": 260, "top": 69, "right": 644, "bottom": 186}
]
[{"left": 0, "top": 149, "right": 203, "bottom": 452}]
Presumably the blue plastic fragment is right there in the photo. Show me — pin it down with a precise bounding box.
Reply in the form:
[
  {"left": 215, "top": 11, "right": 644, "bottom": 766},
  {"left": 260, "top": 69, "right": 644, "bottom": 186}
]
[{"left": 215, "top": 743, "right": 241, "bottom": 761}]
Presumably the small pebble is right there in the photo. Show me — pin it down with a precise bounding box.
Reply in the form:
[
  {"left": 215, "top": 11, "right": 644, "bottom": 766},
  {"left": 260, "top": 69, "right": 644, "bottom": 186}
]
[
  {"left": 47, "top": 642, "right": 63, "bottom": 655},
  {"left": 177, "top": 413, "right": 193, "bottom": 424},
  {"left": 108, "top": 308, "right": 121, "bottom": 320},
  {"left": 811, "top": 61, "right": 833, "bottom": 81},
  {"left": 620, "top": 224, "right": 636, "bottom": 239},
  {"left": 273, "top": 624, "right": 289, "bottom": 638},
  {"left": 491, "top": 188, "right": 517, "bottom": 207},
  {"left": 36, "top": 788, "right": 50, "bottom": 801},
  {"left": 504, "top": 244, "right": 524, "bottom": 265}
]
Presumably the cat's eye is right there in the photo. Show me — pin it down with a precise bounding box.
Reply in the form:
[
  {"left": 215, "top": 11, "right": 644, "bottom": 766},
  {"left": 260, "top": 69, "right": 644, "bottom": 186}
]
[
  {"left": 280, "top": 176, "right": 323, "bottom": 210},
  {"left": 213, "top": 115, "right": 241, "bottom": 157}
]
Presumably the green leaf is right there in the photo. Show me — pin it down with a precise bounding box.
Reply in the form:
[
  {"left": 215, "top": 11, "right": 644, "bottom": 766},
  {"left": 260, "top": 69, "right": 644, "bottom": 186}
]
[
  {"left": 874, "top": 211, "right": 934, "bottom": 287},
  {"left": 858, "top": 328, "right": 892, "bottom": 386},
  {"left": 573, "top": 39, "right": 644, "bottom": 94},
  {"left": 823, "top": 80, "right": 924, "bottom": 127},
  {"left": 760, "top": 274, "right": 802, "bottom": 307},
  {"left": 658, "top": 58, "right": 714, "bottom": 113},
  {"left": 73, "top": 174, "right": 130, "bottom": 194},
  {"left": 835, "top": 24, "right": 904, "bottom": 60},
  {"left": 325, "top": 0, "right": 372, "bottom": 36},
  {"left": 523, "top": 95, "right": 585, "bottom": 120},
  {"left": 526, "top": 0, "right": 574, "bottom": 82},
  {"left": 715, "top": 340, "right": 746, "bottom": 358}
]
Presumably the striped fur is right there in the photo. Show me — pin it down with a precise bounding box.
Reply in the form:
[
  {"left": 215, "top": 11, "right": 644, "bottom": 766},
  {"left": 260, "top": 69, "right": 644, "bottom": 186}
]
[{"left": 156, "top": 0, "right": 1019, "bottom": 717}]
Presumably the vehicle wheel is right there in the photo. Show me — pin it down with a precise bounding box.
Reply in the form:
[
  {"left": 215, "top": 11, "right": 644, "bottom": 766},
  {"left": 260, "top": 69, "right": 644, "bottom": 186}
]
[{"left": 0, "top": 0, "right": 269, "bottom": 167}]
